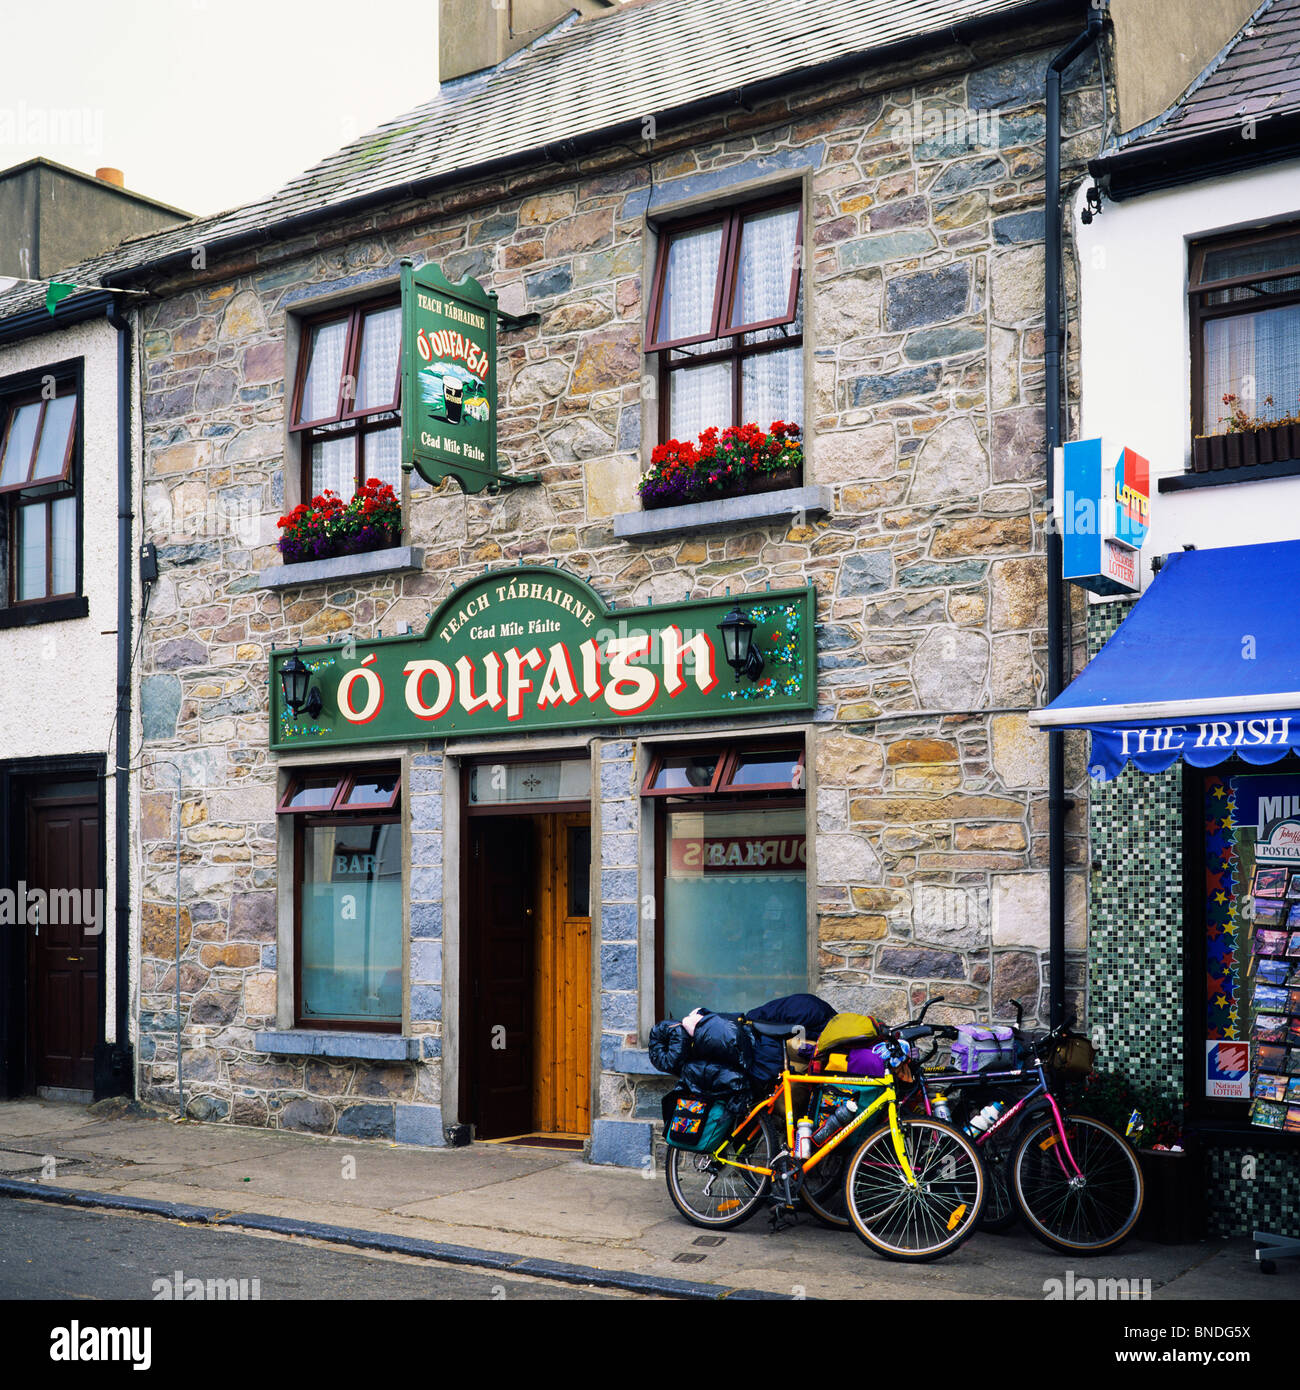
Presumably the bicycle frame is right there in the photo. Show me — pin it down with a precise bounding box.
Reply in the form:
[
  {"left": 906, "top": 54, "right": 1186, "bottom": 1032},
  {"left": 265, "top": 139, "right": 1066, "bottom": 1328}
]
[
  {"left": 915, "top": 1063, "right": 1084, "bottom": 1179},
  {"left": 707, "top": 1069, "right": 920, "bottom": 1188}
]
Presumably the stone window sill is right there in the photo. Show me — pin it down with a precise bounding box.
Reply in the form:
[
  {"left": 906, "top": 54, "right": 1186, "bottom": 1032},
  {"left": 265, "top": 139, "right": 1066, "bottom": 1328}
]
[
  {"left": 256, "top": 545, "right": 424, "bottom": 591},
  {"left": 254, "top": 1029, "right": 438, "bottom": 1061},
  {"left": 613, "top": 485, "right": 832, "bottom": 541}
]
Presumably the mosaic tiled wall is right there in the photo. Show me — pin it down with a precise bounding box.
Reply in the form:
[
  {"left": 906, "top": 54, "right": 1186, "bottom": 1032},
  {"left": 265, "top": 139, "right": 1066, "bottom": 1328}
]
[
  {"left": 1086, "top": 603, "right": 1300, "bottom": 1238},
  {"left": 1086, "top": 601, "right": 1184, "bottom": 1098}
]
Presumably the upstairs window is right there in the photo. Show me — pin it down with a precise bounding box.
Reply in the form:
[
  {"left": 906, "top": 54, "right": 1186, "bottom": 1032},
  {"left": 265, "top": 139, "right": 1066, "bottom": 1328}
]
[
  {"left": 290, "top": 299, "right": 401, "bottom": 499},
  {"left": 0, "top": 381, "right": 79, "bottom": 606},
  {"left": 1190, "top": 225, "right": 1300, "bottom": 440},
  {"left": 646, "top": 197, "right": 803, "bottom": 441}
]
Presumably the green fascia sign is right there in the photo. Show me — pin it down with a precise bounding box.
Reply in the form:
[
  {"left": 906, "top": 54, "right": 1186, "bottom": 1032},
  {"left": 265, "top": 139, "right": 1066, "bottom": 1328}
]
[
  {"left": 270, "top": 566, "right": 816, "bottom": 750},
  {"left": 400, "top": 259, "right": 500, "bottom": 493}
]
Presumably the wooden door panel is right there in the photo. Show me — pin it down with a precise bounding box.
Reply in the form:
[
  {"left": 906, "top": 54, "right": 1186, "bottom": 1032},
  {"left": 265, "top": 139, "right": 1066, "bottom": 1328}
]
[
  {"left": 534, "top": 813, "right": 591, "bottom": 1136},
  {"left": 29, "top": 798, "right": 100, "bottom": 1092}
]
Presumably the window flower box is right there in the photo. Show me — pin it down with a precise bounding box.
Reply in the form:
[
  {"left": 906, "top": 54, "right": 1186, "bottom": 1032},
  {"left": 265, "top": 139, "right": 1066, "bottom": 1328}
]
[
  {"left": 1192, "top": 421, "right": 1300, "bottom": 472},
  {"left": 277, "top": 479, "right": 402, "bottom": 563},
  {"left": 639, "top": 422, "right": 803, "bottom": 510}
]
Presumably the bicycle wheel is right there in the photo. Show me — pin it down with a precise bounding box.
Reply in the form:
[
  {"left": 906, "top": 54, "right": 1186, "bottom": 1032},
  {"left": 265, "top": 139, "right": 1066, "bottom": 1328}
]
[
  {"left": 665, "top": 1111, "right": 776, "bottom": 1230},
  {"left": 842, "top": 1116, "right": 985, "bottom": 1262},
  {"left": 1012, "top": 1113, "right": 1144, "bottom": 1254}
]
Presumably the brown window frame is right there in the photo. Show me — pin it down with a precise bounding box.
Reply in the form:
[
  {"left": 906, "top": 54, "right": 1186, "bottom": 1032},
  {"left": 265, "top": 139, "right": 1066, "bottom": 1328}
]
[
  {"left": 281, "top": 762, "right": 403, "bottom": 1032},
  {"left": 1188, "top": 222, "right": 1300, "bottom": 439},
  {"left": 644, "top": 737, "right": 807, "bottom": 1020},
  {"left": 289, "top": 297, "right": 402, "bottom": 501},
  {"left": 646, "top": 194, "right": 804, "bottom": 439},
  {"left": 0, "top": 377, "right": 81, "bottom": 609}
]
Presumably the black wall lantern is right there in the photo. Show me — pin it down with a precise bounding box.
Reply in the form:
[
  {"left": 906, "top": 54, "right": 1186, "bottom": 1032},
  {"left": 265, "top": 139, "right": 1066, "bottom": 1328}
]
[
  {"left": 280, "top": 652, "right": 322, "bottom": 720},
  {"left": 717, "top": 606, "right": 765, "bottom": 683}
]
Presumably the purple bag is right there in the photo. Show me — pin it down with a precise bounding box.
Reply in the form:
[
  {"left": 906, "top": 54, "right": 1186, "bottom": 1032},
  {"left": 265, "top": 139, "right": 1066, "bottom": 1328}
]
[{"left": 951, "top": 1024, "right": 1016, "bottom": 1074}]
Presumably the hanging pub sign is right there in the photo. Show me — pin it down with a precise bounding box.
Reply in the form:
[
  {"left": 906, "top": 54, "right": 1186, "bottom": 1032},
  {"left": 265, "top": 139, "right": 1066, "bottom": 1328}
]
[
  {"left": 270, "top": 566, "right": 816, "bottom": 751},
  {"left": 1052, "top": 437, "right": 1151, "bottom": 595},
  {"left": 400, "top": 258, "right": 500, "bottom": 492}
]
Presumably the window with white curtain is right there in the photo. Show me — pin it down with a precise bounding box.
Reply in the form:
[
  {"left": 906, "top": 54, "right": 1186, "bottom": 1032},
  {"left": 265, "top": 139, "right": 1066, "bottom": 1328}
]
[
  {"left": 647, "top": 197, "right": 803, "bottom": 441},
  {"left": 1190, "top": 226, "right": 1300, "bottom": 441},
  {"left": 290, "top": 299, "right": 402, "bottom": 500}
]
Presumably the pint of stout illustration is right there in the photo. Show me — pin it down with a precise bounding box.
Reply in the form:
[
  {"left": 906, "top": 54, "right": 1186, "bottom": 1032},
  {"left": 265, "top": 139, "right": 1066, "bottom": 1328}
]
[{"left": 442, "top": 375, "right": 463, "bottom": 424}]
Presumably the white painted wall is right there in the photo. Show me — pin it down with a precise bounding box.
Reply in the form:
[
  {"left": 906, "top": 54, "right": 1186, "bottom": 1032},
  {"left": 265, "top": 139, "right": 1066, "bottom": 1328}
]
[
  {"left": 0, "top": 314, "right": 125, "bottom": 1042},
  {"left": 1074, "top": 158, "right": 1300, "bottom": 597}
]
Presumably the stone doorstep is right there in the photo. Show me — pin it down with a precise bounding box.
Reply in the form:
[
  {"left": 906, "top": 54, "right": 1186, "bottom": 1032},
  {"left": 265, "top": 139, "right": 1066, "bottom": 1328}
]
[
  {"left": 255, "top": 545, "right": 425, "bottom": 591},
  {"left": 613, "top": 485, "right": 833, "bottom": 541}
]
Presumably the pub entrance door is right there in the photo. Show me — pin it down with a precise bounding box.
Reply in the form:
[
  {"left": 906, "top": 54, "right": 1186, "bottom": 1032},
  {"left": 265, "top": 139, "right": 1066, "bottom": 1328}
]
[{"left": 464, "top": 811, "right": 591, "bottom": 1140}]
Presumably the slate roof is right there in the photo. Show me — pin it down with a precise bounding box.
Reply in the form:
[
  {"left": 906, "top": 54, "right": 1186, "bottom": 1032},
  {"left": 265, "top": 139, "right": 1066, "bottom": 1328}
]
[
  {"left": 0, "top": 0, "right": 1048, "bottom": 322},
  {"left": 1096, "top": 0, "right": 1300, "bottom": 183}
]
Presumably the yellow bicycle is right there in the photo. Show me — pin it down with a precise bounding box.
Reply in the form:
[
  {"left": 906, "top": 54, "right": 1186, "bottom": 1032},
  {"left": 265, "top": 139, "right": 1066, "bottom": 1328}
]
[{"left": 665, "top": 1026, "right": 986, "bottom": 1262}]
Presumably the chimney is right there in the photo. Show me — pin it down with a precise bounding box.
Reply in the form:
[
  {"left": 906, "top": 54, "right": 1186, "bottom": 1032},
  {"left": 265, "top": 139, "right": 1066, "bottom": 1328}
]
[
  {"left": 439, "top": 0, "right": 617, "bottom": 83},
  {"left": 95, "top": 167, "right": 125, "bottom": 188}
]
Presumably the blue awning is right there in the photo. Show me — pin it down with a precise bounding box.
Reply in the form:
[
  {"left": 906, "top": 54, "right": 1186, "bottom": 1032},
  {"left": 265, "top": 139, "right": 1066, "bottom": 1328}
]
[{"left": 1030, "top": 540, "right": 1300, "bottom": 780}]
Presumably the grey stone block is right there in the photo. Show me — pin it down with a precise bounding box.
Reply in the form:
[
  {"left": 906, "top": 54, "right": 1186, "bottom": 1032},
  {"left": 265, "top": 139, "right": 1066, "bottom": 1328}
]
[
  {"left": 395, "top": 1103, "right": 445, "bottom": 1146},
  {"left": 589, "top": 1118, "right": 653, "bottom": 1168},
  {"left": 336, "top": 1103, "right": 396, "bottom": 1140},
  {"left": 599, "top": 942, "right": 637, "bottom": 992}
]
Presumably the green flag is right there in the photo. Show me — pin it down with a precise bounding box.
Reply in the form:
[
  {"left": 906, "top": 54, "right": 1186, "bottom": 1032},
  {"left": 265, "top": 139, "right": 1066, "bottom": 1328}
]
[{"left": 45, "top": 282, "right": 75, "bottom": 315}]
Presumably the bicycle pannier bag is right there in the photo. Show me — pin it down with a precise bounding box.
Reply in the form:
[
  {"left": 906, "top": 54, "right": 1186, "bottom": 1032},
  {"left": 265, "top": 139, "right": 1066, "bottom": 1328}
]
[
  {"left": 1048, "top": 1031, "right": 1096, "bottom": 1077},
  {"left": 665, "top": 1096, "right": 734, "bottom": 1152},
  {"left": 951, "top": 1024, "right": 1016, "bottom": 1073}
]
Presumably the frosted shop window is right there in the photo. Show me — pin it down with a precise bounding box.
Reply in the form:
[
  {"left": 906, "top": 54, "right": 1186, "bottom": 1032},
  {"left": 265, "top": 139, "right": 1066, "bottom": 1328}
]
[
  {"left": 279, "top": 766, "right": 402, "bottom": 1030},
  {"left": 644, "top": 743, "right": 806, "bottom": 1019},
  {"left": 645, "top": 196, "right": 803, "bottom": 441}
]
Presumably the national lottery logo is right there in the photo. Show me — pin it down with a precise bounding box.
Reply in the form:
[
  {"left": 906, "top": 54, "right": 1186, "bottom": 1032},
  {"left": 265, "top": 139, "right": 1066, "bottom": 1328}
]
[{"left": 1113, "top": 446, "right": 1150, "bottom": 546}]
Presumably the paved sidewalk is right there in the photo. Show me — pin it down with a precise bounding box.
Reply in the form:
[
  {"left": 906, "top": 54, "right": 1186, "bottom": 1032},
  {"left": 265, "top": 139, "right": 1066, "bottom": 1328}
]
[{"left": 0, "top": 1098, "right": 1295, "bottom": 1301}]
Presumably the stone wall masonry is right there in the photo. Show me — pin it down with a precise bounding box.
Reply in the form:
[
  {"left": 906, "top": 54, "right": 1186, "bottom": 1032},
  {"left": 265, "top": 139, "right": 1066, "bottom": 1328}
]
[{"left": 134, "top": 34, "right": 1102, "bottom": 1140}]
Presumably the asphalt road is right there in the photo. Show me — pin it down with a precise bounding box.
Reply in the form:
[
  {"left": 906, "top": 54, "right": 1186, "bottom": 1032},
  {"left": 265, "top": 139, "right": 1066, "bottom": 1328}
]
[{"left": 0, "top": 1198, "right": 631, "bottom": 1300}]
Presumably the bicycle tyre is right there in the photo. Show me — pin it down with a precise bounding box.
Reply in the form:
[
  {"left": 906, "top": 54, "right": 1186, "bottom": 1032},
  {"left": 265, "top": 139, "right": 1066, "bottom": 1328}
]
[
  {"left": 665, "top": 1111, "right": 776, "bottom": 1230},
  {"left": 1012, "top": 1113, "right": 1144, "bottom": 1255},
  {"left": 842, "top": 1116, "right": 985, "bottom": 1262}
]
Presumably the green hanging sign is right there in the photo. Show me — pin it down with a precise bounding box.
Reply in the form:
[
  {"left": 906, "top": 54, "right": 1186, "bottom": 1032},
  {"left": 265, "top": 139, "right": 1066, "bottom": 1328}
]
[
  {"left": 400, "top": 259, "right": 499, "bottom": 492},
  {"left": 270, "top": 566, "right": 816, "bottom": 750}
]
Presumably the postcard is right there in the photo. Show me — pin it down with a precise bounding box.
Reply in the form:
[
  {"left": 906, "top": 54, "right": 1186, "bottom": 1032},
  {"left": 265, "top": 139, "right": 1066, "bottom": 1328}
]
[
  {"left": 1256, "top": 959, "right": 1291, "bottom": 985},
  {"left": 1255, "top": 929, "right": 1290, "bottom": 957},
  {"left": 1255, "top": 1072, "right": 1288, "bottom": 1100},
  {"left": 1254, "top": 1014, "right": 1288, "bottom": 1042},
  {"left": 1254, "top": 867, "right": 1288, "bottom": 897},
  {"left": 1254, "top": 901, "right": 1287, "bottom": 927},
  {"left": 1253, "top": 982, "right": 1289, "bottom": 1011},
  {"left": 1251, "top": 1099, "right": 1285, "bottom": 1128}
]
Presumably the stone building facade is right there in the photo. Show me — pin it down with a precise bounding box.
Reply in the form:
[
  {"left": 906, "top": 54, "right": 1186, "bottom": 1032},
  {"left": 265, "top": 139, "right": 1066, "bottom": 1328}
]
[{"left": 128, "top": 5, "right": 1101, "bottom": 1158}]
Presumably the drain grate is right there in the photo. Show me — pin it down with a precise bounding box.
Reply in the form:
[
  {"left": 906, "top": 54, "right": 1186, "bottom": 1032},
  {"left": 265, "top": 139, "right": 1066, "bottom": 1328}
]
[
  {"left": 692, "top": 1235, "right": 725, "bottom": 1247},
  {"left": 671, "top": 1252, "right": 707, "bottom": 1264}
]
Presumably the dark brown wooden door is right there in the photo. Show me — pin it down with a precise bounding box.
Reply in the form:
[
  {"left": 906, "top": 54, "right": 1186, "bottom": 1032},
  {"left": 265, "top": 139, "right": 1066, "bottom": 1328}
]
[
  {"left": 468, "top": 817, "right": 535, "bottom": 1138},
  {"left": 28, "top": 798, "right": 99, "bottom": 1092}
]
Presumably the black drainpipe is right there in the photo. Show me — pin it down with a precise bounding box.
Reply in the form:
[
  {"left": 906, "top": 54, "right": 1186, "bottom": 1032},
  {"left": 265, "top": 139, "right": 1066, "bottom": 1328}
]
[
  {"left": 105, "top": 302, "right": 135, "bottom": 1098},
  {"left": 1045, "top": 7, "right": 1105, "bottom": 1028}
]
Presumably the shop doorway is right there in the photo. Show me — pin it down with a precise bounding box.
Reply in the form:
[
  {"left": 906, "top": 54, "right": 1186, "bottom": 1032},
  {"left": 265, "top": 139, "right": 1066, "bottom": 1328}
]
[{"left": 463, "top": 809, "right": 592, "bottom": 1141}]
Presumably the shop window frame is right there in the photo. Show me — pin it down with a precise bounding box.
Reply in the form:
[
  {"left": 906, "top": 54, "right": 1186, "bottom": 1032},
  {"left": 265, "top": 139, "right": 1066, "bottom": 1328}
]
[
  {"left": 1180, "top": 758, "right": 1300, "bottom": 1148},
  {"left": 645, "top": 192, "right": 804, "bottom": 441},
  {"left": 1188, "top": 222, "right": 1300, "bottom": 441},
  {"left": 281, "top": 761, "right": 403, "bottom": 1033},
  {"left": 645, "top": 736, "right": 807, "bottom": 1022}
]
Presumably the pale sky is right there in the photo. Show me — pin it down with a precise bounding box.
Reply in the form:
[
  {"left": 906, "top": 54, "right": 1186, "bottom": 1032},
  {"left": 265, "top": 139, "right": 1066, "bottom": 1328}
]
[{"left": 1, "top": 0, "right": 440, "bottom": 217}]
